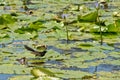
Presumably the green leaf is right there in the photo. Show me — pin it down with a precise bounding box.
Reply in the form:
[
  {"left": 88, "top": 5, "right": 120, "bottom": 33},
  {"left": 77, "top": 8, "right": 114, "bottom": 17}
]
[
  {"left": 0, "top": 37, "right": 12, "bottom": 44},
  {"left": 9, "top": 32, "right": 36, "bottom": 40},
  {"left": 77, "top": 42, "right": 94, "bottom": 50},
  {"left": 0, "top": 64, "right": 31, "bottom": 74},
  {"left": 78, "top": 11, "right": 98, "bottom": 22},
  {"left": 49, "top": 68, "right": 92, "bottom": 79},
  {"left": 29, "top": 21, "right": 45, "bottom": 30},
  {"left": 9, "top": 75, "right": 33, "bottom": 80},
  {"left": 109, "top": 52, "right": 120, "bottom": 58},
  {"left": 97, "top": 71, "right": 120, "bottom": 80},
  {"left": 31, "top": 68, "right": 55, "bottom": 78},
  {"left": 0, "top": 16, "right": 4, "bottom": 25},
  {"left": 107, "top": 24, "right": 119, "bottom": 32},
  {"left": 43, "top": 21, "right": 64, "bottom": 30},
  {"left": 0, "top": 14, "right": 16, "bottom": 25},
  {"left": 107, "top": 19, "right": 120, "bottom": 32}
]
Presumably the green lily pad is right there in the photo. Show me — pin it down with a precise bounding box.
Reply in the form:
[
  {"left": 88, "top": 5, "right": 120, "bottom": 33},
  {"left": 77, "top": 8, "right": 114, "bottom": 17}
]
[
  {"left": 76, "top": 42, "right": 94, "bottom": 50},
  {"left": 48, "top": 68, "right": 92, "bottom": 79},
  {"left": 105, "top": 60, "right": 120, "bottom": 65},
  {"left": 78, "top": 11, "right": 98, "bottom": 22},
  {"left": 0, "top": 14, "right": 16, "bottom": 25},
  {"left": 9, "top": 75, "right": 33, "bottom": 80},
  {"left": 97, "top": 71, "right": 120, "bottom": 80},
  {"left": 0, "top": 64, "right": 32, "bottom": 74},
  {"left": 31, "top": 67, "right": 61, "bottom": 80},
  {"left": 109, "top": 52, "right": 120, "bottom": 58}
]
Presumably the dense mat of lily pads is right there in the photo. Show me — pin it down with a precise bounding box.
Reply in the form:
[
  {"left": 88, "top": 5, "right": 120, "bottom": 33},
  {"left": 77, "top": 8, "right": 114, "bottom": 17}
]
[{"left": 0, "top": 0, "right": 120, "bottom": 80}]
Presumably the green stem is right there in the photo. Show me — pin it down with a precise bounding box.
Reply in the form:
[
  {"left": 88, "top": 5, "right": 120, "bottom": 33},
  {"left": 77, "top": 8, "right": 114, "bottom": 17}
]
[
  {"left": 65, "top": 25, "right": 69, "bottom": 43},
  {"left": 97, "top": 9, "right": 103, "bottom": 45},
  {"left": 64, "top": 17, "right": 69, "bottom": 43}
]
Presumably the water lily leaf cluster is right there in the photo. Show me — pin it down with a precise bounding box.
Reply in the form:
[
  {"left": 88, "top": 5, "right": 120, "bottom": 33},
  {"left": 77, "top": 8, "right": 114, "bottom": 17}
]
[
  {"left": 0, "top": 0, "right": 120, "bottom": 80},
  {"left": 0, "top": 14, "right": 16, "bottom": 25}
]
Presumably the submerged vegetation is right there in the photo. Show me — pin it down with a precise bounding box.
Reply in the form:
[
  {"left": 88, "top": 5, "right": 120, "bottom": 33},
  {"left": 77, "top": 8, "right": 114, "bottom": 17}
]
[{"left": 0, "top": 0, "right": 120, "bottom": 80}]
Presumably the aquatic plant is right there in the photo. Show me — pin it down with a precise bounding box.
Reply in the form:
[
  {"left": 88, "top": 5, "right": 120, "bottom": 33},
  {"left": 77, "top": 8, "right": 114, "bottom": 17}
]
[{"left": 95, "top": 1, "right": 103, "bottom": 45}]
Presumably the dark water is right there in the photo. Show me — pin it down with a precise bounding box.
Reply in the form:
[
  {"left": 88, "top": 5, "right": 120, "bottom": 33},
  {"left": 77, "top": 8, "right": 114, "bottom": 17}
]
[
  {"left": 61, "top": 64, "right": 120, "bottom": 73},
  {"left": 47, "top": 45, "right": 87, "bottom": 54},
  {"left": 80, "top": 64, "right": 120, "bottom": 73}
]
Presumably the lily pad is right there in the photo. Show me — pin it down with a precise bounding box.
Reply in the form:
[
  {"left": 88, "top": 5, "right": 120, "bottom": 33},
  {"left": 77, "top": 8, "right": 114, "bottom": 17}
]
[
  {"left": 0, "top": 64, "right": 32, "bottom": 74},
  {"left": 9, "top": 75, "right": 33, "bottom": 80},
  {"left": 78, "top": 11, "right": 98, "bottom": 22}
]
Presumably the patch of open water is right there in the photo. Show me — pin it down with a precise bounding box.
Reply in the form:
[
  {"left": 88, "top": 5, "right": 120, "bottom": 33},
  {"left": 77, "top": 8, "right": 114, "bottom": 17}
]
[{"left": 0, "top": 74, "right": 15, "bottom": 80}]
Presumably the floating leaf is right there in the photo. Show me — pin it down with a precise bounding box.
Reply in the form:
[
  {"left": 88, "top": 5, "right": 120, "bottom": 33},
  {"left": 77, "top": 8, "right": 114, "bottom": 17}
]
[
  {"left": 44, "top": 50, "right": 61, "bottom": 59},
  {"left": 43, "top": 21, "right": 64, "bottom": 31},
  {"left": 0, "top": 14, "right": 16, "bottom": 25},
  {"left": 9, "top": 75, "right": 33, "bottom": 80},
  {"left": 0, "top": 64, "right": 31, "bottom": 74},
  {"left": 0, "top": 37, "right": 12, "bottom": 44},
  {"left": 107, "top": 24, "right": 119, "bottom": 32},
  {"left": 78, "top": 11, "right": 98, "bottom": 22},
  {"left": 49, "top": 68, "right": 92, "bottom": 79},
  {"left": 31, "top": 67, "right": 55, "bottom": 78},
  {"left": 29, "top": 20, "right": 45, "bottom": 30},
  {"left": 97, "top": 71, "right": 120, "bottom": 80},
  {"left": 109, "top": 52, "right": 120, "bottom": 58},
  {"left": 77, "top": 42, "right": 94, "bottom": 50},
  {"left": 10, "top": 31, "right": 38, "bottom": 40}
]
